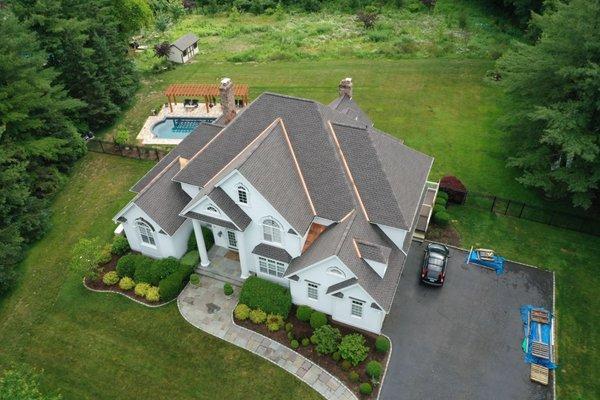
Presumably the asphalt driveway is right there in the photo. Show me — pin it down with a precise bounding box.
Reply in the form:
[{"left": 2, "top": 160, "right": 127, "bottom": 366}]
[{"left": 380, "top": 241, "right": 553, "bottom": 400}]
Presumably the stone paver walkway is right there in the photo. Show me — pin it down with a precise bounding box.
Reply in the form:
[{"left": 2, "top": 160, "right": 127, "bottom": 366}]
[{"left": 177, "top": 276, "right": 357, "bottom": 400}]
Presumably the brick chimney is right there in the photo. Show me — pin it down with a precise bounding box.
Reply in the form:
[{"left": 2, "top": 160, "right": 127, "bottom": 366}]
[
  {"left": 339, "top": 77, "right": 353, "bottom": 98},
  {"left": 219, "top": 77, "right": 236, "bottom": 124}
]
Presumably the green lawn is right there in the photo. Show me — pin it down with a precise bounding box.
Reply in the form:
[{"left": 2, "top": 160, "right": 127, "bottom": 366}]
[
  {"left": 448, "top": 206, "right": 599, "bottom": 399},
  {"left": 0, "top": 153, "right": 322, "bottom": 400}
]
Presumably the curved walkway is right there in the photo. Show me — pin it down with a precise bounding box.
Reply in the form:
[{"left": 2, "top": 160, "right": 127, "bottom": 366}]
[{"left": 177, "top": 276, "right": 357, "bottom": 400}]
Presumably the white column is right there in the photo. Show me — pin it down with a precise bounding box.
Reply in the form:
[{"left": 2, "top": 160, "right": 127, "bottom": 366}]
[
  {"left": 192, "top": 219, "right": 210, "bottom": 267},
  {"left": 236, "top": 231, "right": 250, "bottom": 279}
]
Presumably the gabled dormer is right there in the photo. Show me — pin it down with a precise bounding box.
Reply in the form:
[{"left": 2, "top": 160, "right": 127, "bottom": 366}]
[{"left": 354, "top": 239, "right": 391, "bottom": 278}]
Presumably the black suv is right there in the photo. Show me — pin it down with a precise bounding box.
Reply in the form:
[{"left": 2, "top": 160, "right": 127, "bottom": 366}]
[{"left": 420, "top": 243, "right": 450, "bottom": 286}]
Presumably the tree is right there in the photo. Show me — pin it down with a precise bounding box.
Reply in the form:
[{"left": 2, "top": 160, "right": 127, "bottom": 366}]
[
  {"left": 111, "top": 0, "right": 154, "bottom": 35},
  {"left": 0, "top": 9, "right": 85, "bottom": 297},
  {"left": 70, "top": 237, "right": 104, "bottom": 281},
  {"left": 497, "top": 0, "right": 600, "bottom": 208},
  {"left": 356, "top": 7, "right": 379, "bottom": 29},
  {"left": 154, "top": 41, "right": 172, "bottom": 58},
  {"left": 0, "top": 364, "right": 61, "bottom": 400}
]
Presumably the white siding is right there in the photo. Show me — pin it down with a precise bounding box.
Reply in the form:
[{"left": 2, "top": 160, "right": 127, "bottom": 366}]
[
  {"left": 119, "top": 204, "right": 192, "bottom": 259},
  {"left": 377, "top": 224, "right": 407, "bottom": 251}
]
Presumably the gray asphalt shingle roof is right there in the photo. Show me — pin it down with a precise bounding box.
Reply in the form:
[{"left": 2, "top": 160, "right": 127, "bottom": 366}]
[
  {"left": 329, "top": 95, "right": 373, "bottom": 126},
  {"left": 172, "top": 33, "right": 199, "bottom": 51},
  {"left": 131, "top": 123, "right": 222, "bottom": 193},
  {"left": 207, "top": 187, "right": 252, "bottom": 230},
  {"left": 326, "top": 277, "right": 358, "bottom": 294},
  {"left": 252, "top": 243, "right": 293, "bottom": 264},
  {"left": 356, "top": 240, "right": 391, "bottom": 264},
  {"left": 184, "top": 211, "right": 237, "bottom": 230},
  {"left": 133, "top": 159, "right": 190, "bottom": 235}
]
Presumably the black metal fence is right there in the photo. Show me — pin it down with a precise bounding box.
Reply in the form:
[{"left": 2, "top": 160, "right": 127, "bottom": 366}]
[
  {"left": 87, "top": 139, "right": 168, "bottom": 161},
  {"left": 464, "top": 192, "right": 600, "bottom": 236}
]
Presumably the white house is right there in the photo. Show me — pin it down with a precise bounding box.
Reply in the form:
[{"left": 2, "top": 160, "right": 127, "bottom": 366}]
[
  {"left": 167, "top": 33, "right": 199, "bottom": 64},
  {"left": 114, "top": 77, "right": 434, "bottom": 334}
]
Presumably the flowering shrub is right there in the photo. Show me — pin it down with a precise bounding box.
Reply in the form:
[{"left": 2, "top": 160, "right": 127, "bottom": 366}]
[
  {"left": 234, "top": 304, "right": 251, "bottom": 321},
  {"left": 134, "top": 282, "right": 151, "bottom": 297},
  {"left": 102, "top": 271, "right": 119, "bottom": 286},
  {"left": 249, "top": 308, "right": 267, "bottom": 324},
  {"left": 145, "top": 286, "right": 160, "bottom": 302}
]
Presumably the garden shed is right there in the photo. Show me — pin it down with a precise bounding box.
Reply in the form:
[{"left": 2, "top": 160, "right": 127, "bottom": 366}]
[{"left": 168, "top": 33, "right": 199, "bottom": 64}]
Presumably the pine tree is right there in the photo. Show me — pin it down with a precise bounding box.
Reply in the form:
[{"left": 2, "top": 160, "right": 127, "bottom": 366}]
[{"left": 497, "top": 0, "right": 600, "bottom": 208}]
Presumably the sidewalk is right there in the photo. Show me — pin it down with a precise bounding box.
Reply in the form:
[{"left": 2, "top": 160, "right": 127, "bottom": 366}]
[{"left": 177, "top": 276, "right": 357, "bottom": 400}]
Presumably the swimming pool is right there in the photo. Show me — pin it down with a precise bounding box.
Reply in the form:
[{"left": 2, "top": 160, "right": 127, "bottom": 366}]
[{"left": 151, "top": 117, "right": 216, "bottom": 139}]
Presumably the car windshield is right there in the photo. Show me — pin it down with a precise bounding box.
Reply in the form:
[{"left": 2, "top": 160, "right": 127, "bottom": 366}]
[{"left": 428, "top": 256, "right": 444, "bottom": 271}]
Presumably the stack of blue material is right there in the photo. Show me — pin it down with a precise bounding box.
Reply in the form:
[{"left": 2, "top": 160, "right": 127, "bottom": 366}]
[
  {"left": 520, "top": 305, "right": 557, "bottom": 369},
  {"left": 467, "top": 249, "right": 505, "bottom": 274}
]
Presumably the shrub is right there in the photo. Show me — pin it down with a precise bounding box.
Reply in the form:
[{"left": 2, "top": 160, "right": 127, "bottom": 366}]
[
  {"left": 224, "top": 283, "right": 234, "bottom": 296},
  {"left": 296, "top": 305, "right": 313, "bottom": 322},
  {"left": 340, "top": 360, "right": 352, "bottom": 371},
  {"left": 332, "top": 352, "right": 341, "bottom": 362},
  {"left": 437, "top": 191, "right": 449, "bottom": 202},
  {"left": 310, "top": 334, "right": 318, "bottom": 345},
  {"left": 116, "top": 254, "right": 144, "bottom": 278},
  {"left": 119, "top": 277, "right": 135, "bottom": 290},
  {"left": 234, "top": 304, "right": 251, "bottom": 321},
  {"left": 201, "top": 226, "right": 214, "bottom": 250},
  {"left": 145, "top": 286, "right": 160, "bottom": 302},
  {"left": 433, "top": 211, "right": 450, "bottom": 227},
  {"left": 338, "top": 333, "right": 370, "bottom": 366},
  {"left": 187, "top": 232, "right": 197, "bottom": 251},
  {"left": 249, "top": 308, "right": 267, "bottom": 324},
  {"left": 313, "top": 325, "right": 341, "bottom": 355},
  {"left": 98, "top": 244, "right": 112, "bottom": 264},
  {"left": 70, "top": 237, "right": 104, "bottom": 281},
  {"left": 433, "top": 204, "right": 446, "bottom": 216},
  {"left": 290, "top": 339, "right": 299, "bottom": 349},
  {"left": 181, "top": 251, "right": 199, "bottom": 267},
  {"left": 439, "top": 176, "right": 468, "bottom": 204},
  {"left": 310, "top": 311, "right": 327, "bottom": 330},
  {"left": 158, "top": 263, "right": 194, "bottom": 301},
  {"left": 239, "top": 277, "right": 292, "bottom": 318},
  {"left": 359, "top": 382, "right": 373, "bottom": 395},
  {"left": 366, "top": 360, "right": 383, "bottom": 379},
  {"left": 285, "top": 322, "right": 293, "bottom": 332},
  {"left": 287, "top": 331, "right": 294, "bottom": 340},
  {"left": 111, "top": 235, "right": 130, "bottom": 255},
  {"left": 375, "top": 336, "right": 390, "bottom": 353},
  {"left": 189, "top": 273, "right": 200, "bottom": 286},
  {"left": 135, "top": 282, "right": 151, "bottom": 296},
  {"left": 137, "top": 257, "right": 180, "bottom": 286},
  {"left": 114, "top": 127, "right": 130, "bottom": 146},
  {"left": 266, "top": 314, "right": 284, "bottom": 332},
  {"left": 132, "top": 256, "right": 155, "bottom": 283},
  {"left": 435, "top": 196, "right": 447, "bottom": 208},
  {"left": 349, "top": 370, "right": 360, "bottom": 383},
  {"left": 102, "top": 271, "right": 119, "bottom": 286},
  {"left": 302, "top": 338, "right": 310, "bottom": 347}
]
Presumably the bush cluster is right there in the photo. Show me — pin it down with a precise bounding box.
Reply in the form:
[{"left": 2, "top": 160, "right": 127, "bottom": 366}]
[
  {"left": 119, "top": 277, "right": 135, "bottom": 290},
  {"left": 375, "top": 336, "right": 390, "bottom": 353},
  {"left": 234, "top": 303, "right": 251, "bottom": 320},
  {"left": 136, "top": 257, "right": 180, "bottom": 286},
  {"left": 134, "top": 282, "right": 151, "bottom": 297},
  {"left": 116, "top": 254, "right": 144, "bottom": 278},
  {"left": 181, "top": 251, "right": 199, "bottom": 267},
  {"left": 102, "top": 271, "right": 119, "bottom": 285},
  {"left": 145, "top": 286, "right": 160, "bottom": 302},
  {"left": 249, "top": 308, "right": 267, "bottom": 324},
  {"left": 111, "top": 235, "right": 130, "bottom": 256},
  {"left": 239, "top": 276, "right": 292, "bottom": 318},
  {"left": 338, "top": 333, "right": 370, "bottom": 366},
  {"left": 158, "top": 263, "right": 194, "bottom": 301},
  {"left": 313, "top": 324, "right": 341, "bottom": 355},
  {"left": 98, "top": 244, "right": 112, "bottom": 265},
  {"left": 266, "top": 313, "right": 284, "bottom": 331}
]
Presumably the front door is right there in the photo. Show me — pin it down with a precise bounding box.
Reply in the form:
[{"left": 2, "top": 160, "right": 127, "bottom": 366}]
[{"left": 227, "top": 230, "right": 238, "bottom": 250}]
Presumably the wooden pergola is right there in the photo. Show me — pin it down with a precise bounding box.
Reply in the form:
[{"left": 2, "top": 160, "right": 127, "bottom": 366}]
[{"left": 164, "top": 83, "right": 249, "bottom": 113}]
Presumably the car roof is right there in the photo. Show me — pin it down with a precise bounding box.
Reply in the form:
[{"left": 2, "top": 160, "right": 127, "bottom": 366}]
[
  {"left": 427, "top": 243, "right": 448, "bottom": 254},
  {"left": 429, "top": 252, "right": 446, "bottom": 260}
]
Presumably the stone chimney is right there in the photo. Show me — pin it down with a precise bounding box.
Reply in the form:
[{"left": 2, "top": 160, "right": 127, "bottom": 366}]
[
  {"left": 339, "top": 77, "right": 353, "bottom": 98},
  {"left": 219, "top": 77, "right": 236, "bottom": 124}
]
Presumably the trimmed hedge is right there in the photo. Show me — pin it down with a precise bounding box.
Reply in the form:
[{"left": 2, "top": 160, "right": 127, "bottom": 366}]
[
  {"left": 310, "top": 311, "right": 327, "bottom": 329},
  {"left": 158, "top": 263, "right": 194, "bottom": 301},
  {"left": 433, "top": 204, "right": 446, "bottom": 216},
  {"left": 375, "top": 336, "right": 390, "bottom": 353},
  {"left": 296, "top": 305, "right": 313, "bottom": 322},
  {"left": 135, "top": 257, "right": 180, "bottom": 286},
  {"left": 435, "top": 196, "right": 447, "bottom": 208},
  {"left": 359, "top": 383, "right": 373, "bottom": 395},
  {"left": 433, "top": 211, "right": 450, "bottom": 227},
  {"left": 366, "top": 360, "right": 383, "bottom": 379},
  {"left": 116, "top": 254, "right": 144, "bottom": 278},
  {"left": 239, "top": 276, "right": 292, "bottom": 318},
  {"left": 111, "top": 235, "right": 130, "bottom": 256},
  {"left": 437, "top": 191, "right": 449, "bottom": 201},
  {"left": 187, "top": 227, "right": 215, "bottom": 252}
]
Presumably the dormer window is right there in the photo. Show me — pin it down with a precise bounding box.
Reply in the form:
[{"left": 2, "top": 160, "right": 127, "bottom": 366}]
[
  {"left": 237, "top": 185, "right": 248, "bottom": 204},
  {"left": 262, "top": 218, "right": 282, "bottom": 244}
]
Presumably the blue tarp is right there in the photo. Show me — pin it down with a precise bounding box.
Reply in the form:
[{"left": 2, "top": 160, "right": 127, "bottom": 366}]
[
  {"left": 467, "top": 249, "right": 505, "bottom": 274},
  {"left": 520, "top": 305, "right": 557, "bottom": 369}
]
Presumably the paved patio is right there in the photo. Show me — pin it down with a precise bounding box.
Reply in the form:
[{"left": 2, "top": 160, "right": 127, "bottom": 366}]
[{"left": 177, "top": 276, "right": 357, "bottom": 400}]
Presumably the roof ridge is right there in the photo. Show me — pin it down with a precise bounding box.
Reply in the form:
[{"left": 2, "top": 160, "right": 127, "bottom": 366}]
[
  {"left": 334, "top": 210, "right": 357, "bottom": 255},
  {"left": 135, "top": 156, "right": 181, "bottom": 201},
  {"left": 260, "top": 92, "right": 317, "bottom": 104}
]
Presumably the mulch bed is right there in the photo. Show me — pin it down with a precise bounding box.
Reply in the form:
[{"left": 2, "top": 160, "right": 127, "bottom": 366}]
[
  {"left": 236, "top": 305, "right": 389, "bottom": 398},
  {"left": 83, "top": 254, "right": 169, "bottom": 306},
  {"left": 426, "top": 222, "right": 461, "bottom": 247}
]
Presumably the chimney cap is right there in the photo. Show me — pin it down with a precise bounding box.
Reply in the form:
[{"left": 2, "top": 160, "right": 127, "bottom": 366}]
[{"left": 220, "top": 77, "right": 232, "bottom": 86}]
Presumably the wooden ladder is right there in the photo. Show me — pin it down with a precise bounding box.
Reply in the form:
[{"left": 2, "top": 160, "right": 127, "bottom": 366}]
[{"left": 530, "top": 364, "right": 549, "bottom": 385}]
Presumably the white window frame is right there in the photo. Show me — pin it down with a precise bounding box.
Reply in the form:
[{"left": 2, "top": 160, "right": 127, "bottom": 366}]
[
  {"left": 258, "top": 256, "right": 286, "bottom": 278},
  {"left": 262, "top": 218, "right": 282, "bottom": 244},
  {"left": 327, "top": 267, "right": 346, "bottom": 278},
  {"left": 136, "top": 220, "right": 156, "bottom": 247},
  {"left": 237, "top": 185, "right": 248, "bottom": 205},
  {"left": 351, "top": 299, "right": 365, "bottom": 318},
  {"left": 307, "top": 281, "right": 319, "bottom": 300},
  {"left": 206, "top": 205, "right": 219, "bottom": 214},
  {"left": 227, "top": 230, "right": 238, "bottom": 249}
]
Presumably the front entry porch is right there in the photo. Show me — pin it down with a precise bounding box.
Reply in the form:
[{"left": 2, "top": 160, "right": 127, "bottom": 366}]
[{"left": 196, "top": 246, "right": 245, "bottom": 286}]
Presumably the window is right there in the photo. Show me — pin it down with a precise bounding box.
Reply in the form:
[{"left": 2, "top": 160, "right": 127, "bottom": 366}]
[
  {"left": 206, "top": 205, "right": 219, "bottom": 214},
  {"left": 227, "top": 230, "right": 237, "bottom": 249},
  {"left": 351, "top": 299, "right": 364, "bottom": 318},
  {"left": 307, "top": 282, "right": 319, "bottom": 300},
  {"left": 258, "top": 257, "right": 286, "bottom": 278},
  {"left": 262, "top": 218, "right": 282, "bottom": 244},
  {"left": 237, "top": 185, "right": 248, "bottom": 204},
  {"left": 327, "top": 267, "right": 346, "bottom": 278},
  {"left": 136, "top": 220, "right": 155, "bottom": 247}
]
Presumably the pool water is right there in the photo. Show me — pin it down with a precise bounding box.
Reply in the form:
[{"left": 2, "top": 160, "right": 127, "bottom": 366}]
[{"left": 151, "top": 117, "right": 217, "bottom": 139}]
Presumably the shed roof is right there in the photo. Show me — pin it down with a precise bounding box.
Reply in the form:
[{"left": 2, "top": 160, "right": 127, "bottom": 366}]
[{"left": 171, "top": 33, "right": 199, "bottom": 51}]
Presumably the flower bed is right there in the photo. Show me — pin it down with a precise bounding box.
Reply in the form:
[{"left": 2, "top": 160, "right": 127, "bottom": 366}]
[{"left": 234, "top": 303, "right": 389, "bottom": 398}]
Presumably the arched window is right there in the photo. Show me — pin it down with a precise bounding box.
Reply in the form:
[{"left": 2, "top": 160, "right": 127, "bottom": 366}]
[
  {"left": 237, "top": 185, "right": 248, "bottom": 204},
  {"left": 262, "top": 218, "right": 282, "bottom": 244},
  {"left": 206, "top": 205, "right": 219, "bottom": 214},
  {"left": 327, "top": 267, "right": 346, "bottom": 278},
  {"left": 136, "top": 220, "right": 155, "bottom": 246}
]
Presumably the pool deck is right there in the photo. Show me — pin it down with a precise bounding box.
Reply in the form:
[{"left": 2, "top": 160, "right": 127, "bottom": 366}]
[{"left": 137, "top": 103, "right": 223, "bottom": 146}]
